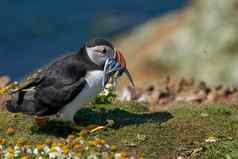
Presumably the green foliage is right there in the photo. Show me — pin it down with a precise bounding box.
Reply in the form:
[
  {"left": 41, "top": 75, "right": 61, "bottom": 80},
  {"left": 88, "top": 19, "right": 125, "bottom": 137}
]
[
  {"left": 205, "top": 105, "right": 232, "bottom": 116},
  {"left": 1, "top": 103, "right": 238, "bottom": 158},
  {"left": 202, "top": 140, "right": 238, "bottom": 159}
]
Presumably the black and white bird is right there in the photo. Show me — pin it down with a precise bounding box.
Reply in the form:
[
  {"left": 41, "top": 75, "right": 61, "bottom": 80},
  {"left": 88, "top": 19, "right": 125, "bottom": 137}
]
[{"left": 6, "top": 39, "right": 134, "bottom": 123}]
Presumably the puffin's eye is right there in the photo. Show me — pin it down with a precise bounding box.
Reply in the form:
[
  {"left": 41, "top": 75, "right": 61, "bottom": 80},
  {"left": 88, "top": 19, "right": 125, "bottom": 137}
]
[{"left": 102, "top": 48, "right": 107, "bottom": 54}]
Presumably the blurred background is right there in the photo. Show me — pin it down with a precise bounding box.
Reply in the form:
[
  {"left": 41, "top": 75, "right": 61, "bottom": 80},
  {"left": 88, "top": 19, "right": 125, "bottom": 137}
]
[
  {"left": 0, "top": 0, "right": 187, "bottom": 80},
  {"left": 1, "top": 0, "right": 238, "bottom": 87},
  {"left": 115, "top": 0, "right": 238, "bottom": 87}
]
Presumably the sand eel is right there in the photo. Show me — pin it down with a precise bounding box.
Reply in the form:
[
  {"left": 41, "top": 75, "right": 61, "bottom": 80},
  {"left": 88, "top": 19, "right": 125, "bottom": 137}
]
[{"left": 6, "top": 39, "right": 134, "bottom": 125}]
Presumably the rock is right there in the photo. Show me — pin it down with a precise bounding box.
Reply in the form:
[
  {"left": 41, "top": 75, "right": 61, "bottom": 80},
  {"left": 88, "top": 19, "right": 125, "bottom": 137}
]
[
  {"left": 119, "top": 77, "right": 238, "bottom": 111},
  {"left": 137, "top": 94, "right": 148, "bottom": 103},
  {"left": 146, "top": 85, "right": 155, "bottom": 93},
  {"left": 119, "top": 86, "right": 144, "bottom": 101},
  {"left": 119, "top": 87, "right": 132, "bottom": 101},
  {"left": 206, "top": 90, "right": 219, "bottom": 102},
  {"left": 147, "top": 90, "right": 160, "bottom": 105},
  {"left": 177, "top": 95, "right": 204, "bottom": 103},
  {"left": 159, "top": 97, "right": 171, "bottom": 106}
]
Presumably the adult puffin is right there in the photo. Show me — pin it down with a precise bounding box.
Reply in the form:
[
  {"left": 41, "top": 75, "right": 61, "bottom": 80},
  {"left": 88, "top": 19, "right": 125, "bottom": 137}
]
[{"left": 6, "top": 38, "right": 134, "bottom": 123}]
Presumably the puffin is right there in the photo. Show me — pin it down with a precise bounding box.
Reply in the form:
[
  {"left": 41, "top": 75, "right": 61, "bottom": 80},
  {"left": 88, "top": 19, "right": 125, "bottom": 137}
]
[{"left": 6, "top": 39, "right": 134, "bottom": 123}]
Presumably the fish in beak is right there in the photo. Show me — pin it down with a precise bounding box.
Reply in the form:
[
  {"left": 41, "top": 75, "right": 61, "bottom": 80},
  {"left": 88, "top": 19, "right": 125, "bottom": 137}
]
[{"left": 102, "top": 49, "right": 135, "bottom": 88}]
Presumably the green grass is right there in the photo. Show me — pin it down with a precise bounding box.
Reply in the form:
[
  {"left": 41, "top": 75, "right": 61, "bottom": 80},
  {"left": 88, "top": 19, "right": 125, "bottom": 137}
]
[{"left": 0, "top": 102, "right": 238, "bottom": 158}]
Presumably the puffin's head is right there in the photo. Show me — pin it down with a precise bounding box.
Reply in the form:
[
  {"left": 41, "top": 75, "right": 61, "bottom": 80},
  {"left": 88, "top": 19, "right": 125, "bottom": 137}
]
[
  {"left": 86, "top": 39, "right": 115, "bottom": 66},
  {"left": 86, "top": 38, "right": 134, "bottom": 87}
]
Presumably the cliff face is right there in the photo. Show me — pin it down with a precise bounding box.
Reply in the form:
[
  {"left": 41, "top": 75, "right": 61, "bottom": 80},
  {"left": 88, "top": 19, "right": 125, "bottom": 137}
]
[{"left": 116, "top": 0, "right": 238, "bottom": 86}]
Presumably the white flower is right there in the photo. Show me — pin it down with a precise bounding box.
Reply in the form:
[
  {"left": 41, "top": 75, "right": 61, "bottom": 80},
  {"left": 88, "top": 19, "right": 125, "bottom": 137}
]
[
  {"left": 14, "top": 147, "right": 21, "bottom": 157},
  {"left": 26, "top": 148, "right": 32, "bottom": 154},
  {"left": 104, "top": 144, "right": 110, "bottom": 149},
  {"left": 5, "top": 152, "right": 12, "bottom": 158},
  {"left": 114, "top": 153, "right": 122, "bottom": 159},
  {"left": 14, "top": 152, "right": 21, "bottom": 157},
  {"left": 20, "top": 146, "right": 26, "bottom": 152},
  {"left": 55, "top": 146, "right": 63, "bottom": 153},
  {"left": 79, "top": 139, "right": 84, "bottom": 145},
  {"left": 105, "top": 83, "right": 113, "bottom": 89},
  {"left": 33, "top": 148, "right": 39, "bottom": 155},
  {"left": 44, "top": 145, "right": 50, "bottom": 153},
  {"left": 2, "top": 149, "right": 7, "bottom": 154},
  {"left": 205, "top": 136, "right": 217, "bottom": 143},
  {"left": 14, "top": 146, "right": 20, "bottom": 150},
  {"left": 68, "top": 151, "right": 75, "bottom": 158},
  {"left": 99, "top": 89, "right": 109, "bottom": 96},
  {"left": 87, "top": 154, "right": 99, "bottom": 159},
  {"left": 49, "top": 152, "right": 58, "bottom": 159}
]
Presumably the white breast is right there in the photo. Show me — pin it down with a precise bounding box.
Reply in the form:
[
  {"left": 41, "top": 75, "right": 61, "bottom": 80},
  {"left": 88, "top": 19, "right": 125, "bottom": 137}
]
[{"left": 60, "top": 70, "right": 104, "bottom": 122}]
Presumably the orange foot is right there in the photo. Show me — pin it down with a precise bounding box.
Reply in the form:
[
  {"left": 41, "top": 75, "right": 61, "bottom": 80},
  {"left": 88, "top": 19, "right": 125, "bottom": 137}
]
[{"left": 35, "top": 116, "right": 49, "bottom": 127}]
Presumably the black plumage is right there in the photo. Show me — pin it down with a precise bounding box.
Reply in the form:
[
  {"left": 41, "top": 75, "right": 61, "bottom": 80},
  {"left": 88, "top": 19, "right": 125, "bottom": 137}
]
[
  {"left": 86, "top": 39, "right": 114, "bottom": 49},
  {"left": 6, "top": 47, "right": 103, "bottom": 116}
]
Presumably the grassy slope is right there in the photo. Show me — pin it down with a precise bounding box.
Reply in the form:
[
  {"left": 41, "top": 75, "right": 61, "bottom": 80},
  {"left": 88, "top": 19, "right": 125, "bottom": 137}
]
[{"left": 0, "top": 102, "right": 238, "bottom": 158}]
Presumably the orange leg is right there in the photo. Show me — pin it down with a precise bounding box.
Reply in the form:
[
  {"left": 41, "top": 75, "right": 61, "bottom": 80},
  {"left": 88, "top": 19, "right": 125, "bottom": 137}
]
[{"left": 34, "top": 116, "right": 49, "bottom": 127}]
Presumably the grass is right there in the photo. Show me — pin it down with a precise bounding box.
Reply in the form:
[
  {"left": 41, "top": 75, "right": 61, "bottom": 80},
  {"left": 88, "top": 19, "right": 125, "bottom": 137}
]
[{"left": 0, "top": 102, "right": 238, "bottom": 158}]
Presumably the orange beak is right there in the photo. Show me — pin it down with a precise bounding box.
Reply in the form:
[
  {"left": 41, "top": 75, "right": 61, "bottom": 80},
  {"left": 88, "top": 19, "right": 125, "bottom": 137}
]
[
  {"left": 115, "top": 49, "right": 127, "bottom": 69},
  {"left": 115, "top": 49, "right": 135, "bottom": 87}
]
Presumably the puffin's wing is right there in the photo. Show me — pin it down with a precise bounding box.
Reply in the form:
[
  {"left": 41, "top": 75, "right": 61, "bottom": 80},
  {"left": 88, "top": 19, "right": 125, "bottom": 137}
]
[
  {"left": 33, "top": 54, "right": 89, "bottom": 112},
  {"left": 11, "top": 69, "right": 46, "bottom": 94},
  {"left": 9, "top": 77, "right": 87, "bottom": 116},
  {"left": 11, "top": 54, "right": 74, "bottom": 94},
  {"left": 34, "top": 75, "right": 87, "bottom": 113},
  {"left": 8, "top": 53, "right": 88, "bottom": 115}
]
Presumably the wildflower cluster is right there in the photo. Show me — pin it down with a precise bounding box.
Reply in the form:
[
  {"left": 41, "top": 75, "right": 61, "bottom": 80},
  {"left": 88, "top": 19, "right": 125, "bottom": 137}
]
[
  {"left": 0, "top": 70, "right": 41, "bottom": 95},
  {"left": 95, "top": 83, "right": 117, "bottom": 104},
  {"left": 0, "top": 135, "right": 133, "bottom": 159},
  {"left": 0, "top": 82, "right": 18, "bottom": 95}
]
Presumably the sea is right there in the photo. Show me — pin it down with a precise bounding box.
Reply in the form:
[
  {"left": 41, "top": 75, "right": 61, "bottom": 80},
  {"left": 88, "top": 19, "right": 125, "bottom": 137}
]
[{"left": 0, "top": 0, "right": 188, "bottom": 80}]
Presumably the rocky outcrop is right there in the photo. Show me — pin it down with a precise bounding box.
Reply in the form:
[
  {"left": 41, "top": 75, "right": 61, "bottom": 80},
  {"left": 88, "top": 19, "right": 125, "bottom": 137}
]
[{"left": 119, "top": 77, "right": 238, "bottom": 111}]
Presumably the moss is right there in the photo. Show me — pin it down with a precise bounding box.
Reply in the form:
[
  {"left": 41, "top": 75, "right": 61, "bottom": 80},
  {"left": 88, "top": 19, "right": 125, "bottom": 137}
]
[{"left": 0, "top": 103, "right": 238, "bottom": 158}]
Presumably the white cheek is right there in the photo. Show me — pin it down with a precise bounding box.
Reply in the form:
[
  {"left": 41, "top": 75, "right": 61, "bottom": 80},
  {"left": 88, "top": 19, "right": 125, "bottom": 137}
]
[
  {"left": 98, "top": 53, "right": 105, "bottom": 57},
  {"left": 86, "top": 46, "right": 112, "bottom": 65},
  {"left": 97, "top": 56, "right": 107, "bottom": 65},
  {"left": 86, "top": 48, "right": 101, "bottom": 65}
]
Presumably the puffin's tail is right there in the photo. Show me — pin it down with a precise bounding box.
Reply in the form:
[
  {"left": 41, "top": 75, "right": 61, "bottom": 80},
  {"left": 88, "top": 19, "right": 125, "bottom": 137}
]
[{"left": 6, "top": 98, "right": 39, "bottom": 115}]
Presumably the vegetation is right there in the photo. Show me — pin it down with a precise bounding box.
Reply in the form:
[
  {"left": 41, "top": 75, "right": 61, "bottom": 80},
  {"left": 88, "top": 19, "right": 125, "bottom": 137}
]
[{"left": 0, "top": 102, "right": 238, "bottom": 158}]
